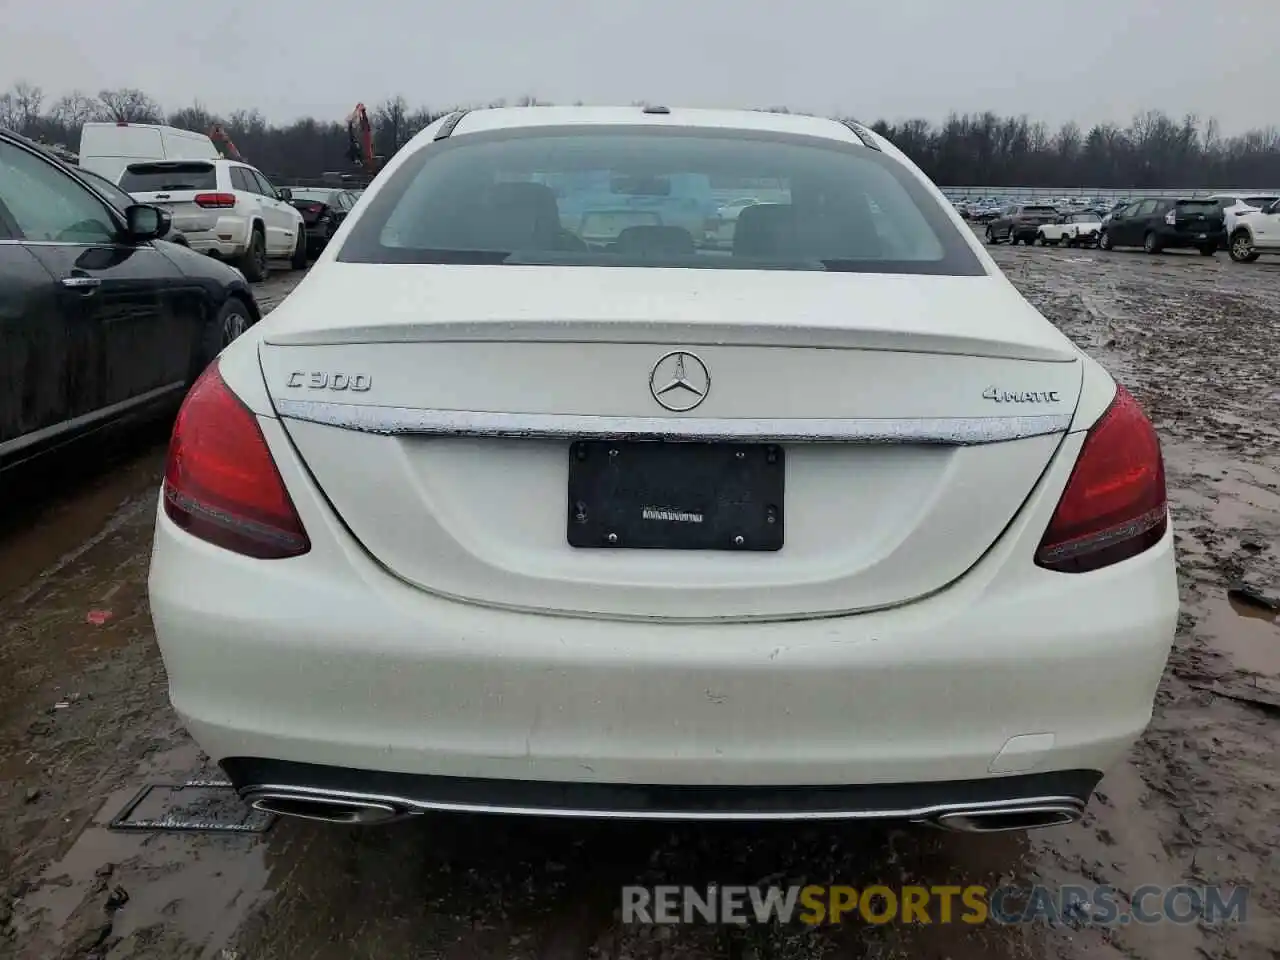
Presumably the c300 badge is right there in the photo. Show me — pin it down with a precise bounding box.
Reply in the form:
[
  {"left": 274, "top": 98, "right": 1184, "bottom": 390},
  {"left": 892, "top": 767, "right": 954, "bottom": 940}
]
[{"left": 286, "top": 371, "right": 372, "bottom": 391}]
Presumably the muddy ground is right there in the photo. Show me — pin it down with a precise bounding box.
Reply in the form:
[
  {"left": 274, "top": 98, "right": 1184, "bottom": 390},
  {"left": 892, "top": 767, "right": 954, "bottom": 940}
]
[{"left": 1, "top": 247, "right": 1278, "bottom": 960}]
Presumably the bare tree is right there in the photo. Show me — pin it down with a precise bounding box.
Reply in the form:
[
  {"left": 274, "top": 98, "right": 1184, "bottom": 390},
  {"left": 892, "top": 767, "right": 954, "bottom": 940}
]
[
  {"left": 0, "top": 92, "right": 19, "bottom": 130},
  {"left": 168, "top": 102, "right": 220, "bottom": 134},
  {"left": 97, "top": 88, "right": 163, "bottom": 123},
  {"left": 50, "top": 91, "right": 101, "bottom": 127},
  {"left": 13, "top": 81, "right": 44, "bottom": 130},
  {"left": 373, "top": 96, "right": 409, "bottom": 154}
]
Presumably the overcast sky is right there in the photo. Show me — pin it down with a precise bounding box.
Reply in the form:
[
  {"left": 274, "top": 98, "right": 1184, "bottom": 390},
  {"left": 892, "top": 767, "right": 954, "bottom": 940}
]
[{"left": 3, "top": 0, "right": 1276, "bottom": 133}]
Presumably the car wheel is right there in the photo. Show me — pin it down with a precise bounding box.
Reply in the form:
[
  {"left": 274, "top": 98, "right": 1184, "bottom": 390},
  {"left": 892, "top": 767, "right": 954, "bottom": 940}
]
[
  {"left": 1099, "top": 230, "right": 1113, "bottom": 250},
  {"left": 1229, "top": 231, "right": 1260, "bottom": 263},
  {"left": 1037, "top": 232, "right": 1047, "bottom": 246},
  {"left": 985, "top": 226, "right": 998, "bottom": 245},
  {"left": 236, "top": 227, "right": 268, "bottom": 282},
  {"left": 1198, "top": 245, "right": 1216, "bottom": 257},
  {"left": 193, "top": 297, "right": 254, "bottom": 379},
  {"left": 1143, "top": 231, "right": 1162, "bottom": 254},
  {"left": 290, "top": 228, "right": 309, "bottom": 270}
]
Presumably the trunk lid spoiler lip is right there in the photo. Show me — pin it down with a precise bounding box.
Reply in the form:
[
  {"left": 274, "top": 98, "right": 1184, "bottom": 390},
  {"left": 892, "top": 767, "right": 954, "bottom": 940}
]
[{"left": 262, "top": 323, "right": 1080, "bottom": 363}]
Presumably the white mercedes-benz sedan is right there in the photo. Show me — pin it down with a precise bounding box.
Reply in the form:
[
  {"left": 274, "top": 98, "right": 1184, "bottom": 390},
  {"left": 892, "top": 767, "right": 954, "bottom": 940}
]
[{"left": 149, "top": 106, "right": 1178, "bottom": 832}]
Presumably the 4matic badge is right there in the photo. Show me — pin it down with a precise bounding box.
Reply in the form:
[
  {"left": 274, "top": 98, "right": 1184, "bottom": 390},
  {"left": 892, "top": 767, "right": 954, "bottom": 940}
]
[{"left": 983, "top": 386, "right": 1061, "bottom": 404}]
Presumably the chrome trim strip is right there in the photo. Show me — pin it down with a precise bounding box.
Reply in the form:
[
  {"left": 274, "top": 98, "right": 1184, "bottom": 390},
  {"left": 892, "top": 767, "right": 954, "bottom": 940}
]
[
  {"left": 241, "top": 782, "right": 1085, "bottom": 822},
  {"left": 272, "top": 398, "right": 1072, "bottom": 445},
  {"left": 0, "top": 381, "right": 187, "bottom": 459}
]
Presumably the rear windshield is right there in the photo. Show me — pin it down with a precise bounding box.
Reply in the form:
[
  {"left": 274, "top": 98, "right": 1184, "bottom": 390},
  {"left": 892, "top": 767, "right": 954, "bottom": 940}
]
[
  {"left": 337, "top": 127, "right": 984, "bottom": 275},
  {"left": 1022, "top": 205, "right": 1058, "bottom": 214},
  {"left": 119, "top": 162, "right": 216, "bottom": 192},
  {"left": 290, "top": 189, "right": 333, "bottom": 202},
  {"left": 1175, "top": 201, "right": 1219, "bottom": 214},
  {"left": 1245, "top": 196, "right": 1278, "bottom": 207}
]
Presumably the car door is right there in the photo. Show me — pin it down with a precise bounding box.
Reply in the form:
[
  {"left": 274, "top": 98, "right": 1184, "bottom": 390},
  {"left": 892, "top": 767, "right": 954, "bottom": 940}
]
[
  {"left": 0, "top": 137, "right": 194, "bottom": 419},
  {"left": 249, "top": 169, "right": 297, "bottom": 256},
  {"left": 1110, "top": 202, "right": 1143, "bottom": 246},
  {"left": 1129, "top": 200, "right": 1160, "bottom": 245},
  {"left": 0, "top": 183, "right": 70, "bottom": 457},
  {"left": 1002, "top": 206, "right": 1019, "bottom": 238}
]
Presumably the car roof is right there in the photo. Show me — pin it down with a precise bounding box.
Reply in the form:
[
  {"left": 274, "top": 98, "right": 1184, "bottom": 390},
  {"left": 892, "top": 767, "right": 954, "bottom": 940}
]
[{"left": 445, "top": 106, "right": 869, "bottom": 146}]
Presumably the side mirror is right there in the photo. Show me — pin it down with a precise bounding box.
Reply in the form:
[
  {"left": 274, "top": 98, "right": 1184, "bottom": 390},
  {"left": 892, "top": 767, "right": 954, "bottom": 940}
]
[
  {"left": 277, "top": 187, "right": 293, "bottom": 202},
  {"left": 124, "top": 204, "right": 167, "bottom": 242}
]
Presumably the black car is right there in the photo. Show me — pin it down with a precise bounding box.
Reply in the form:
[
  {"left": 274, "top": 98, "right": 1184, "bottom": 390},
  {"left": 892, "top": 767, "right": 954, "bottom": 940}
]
[
  {"left": 984, "top": 203, "right": 1060, "bottom": 245},
  {"left": 1098, "top": 197, "right": 1223, "bottom": 255},
  {"left": 285, "top": 187, "right": 359, "bottom": 255},
  {"left": 0, "top": 127, "right": 262, "bottom": 474}
]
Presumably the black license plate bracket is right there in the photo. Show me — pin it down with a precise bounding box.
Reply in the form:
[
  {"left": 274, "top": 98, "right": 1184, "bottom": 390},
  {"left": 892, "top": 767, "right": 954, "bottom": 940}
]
[{"left": 567, "top": 441, "right": 784, "bottom": 551}]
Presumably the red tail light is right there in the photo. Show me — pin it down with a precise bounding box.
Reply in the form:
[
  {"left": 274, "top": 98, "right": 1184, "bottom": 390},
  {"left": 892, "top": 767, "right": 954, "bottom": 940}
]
[
  {"left": 1035, "top": 385, "right": 1167, "bottom": 573},
  {"left": 306, "top": 203, "right": 324, "bottom": 214},
  {"left": 163, "top": 364, "right": 310, "bottom": 559},
  {"left": 194, "top": 192, "right": 237, "bottom": 209}
]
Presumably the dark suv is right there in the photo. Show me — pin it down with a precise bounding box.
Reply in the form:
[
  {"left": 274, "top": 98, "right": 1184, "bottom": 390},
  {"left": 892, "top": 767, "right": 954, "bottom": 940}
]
[
  {"left": 1098, "top": 198, "right": 1223, "bottom": 255},
  {"left": 984, "top": 204, "right": 1060, "bottom": 245}
]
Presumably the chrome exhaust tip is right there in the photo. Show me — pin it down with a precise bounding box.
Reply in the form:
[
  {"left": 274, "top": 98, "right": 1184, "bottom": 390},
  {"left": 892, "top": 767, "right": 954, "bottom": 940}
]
[
  {"left": 249, "top": 792, "right": 406, "bottom": 825},
  {"left": 932, "top": 803, "right": 1083, "bottom": 833}
]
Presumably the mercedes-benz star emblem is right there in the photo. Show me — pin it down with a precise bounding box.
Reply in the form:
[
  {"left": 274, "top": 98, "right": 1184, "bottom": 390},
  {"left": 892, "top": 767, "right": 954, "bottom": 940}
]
[{"left": 649, "top": 351, "right": 711, "bottom": 412}]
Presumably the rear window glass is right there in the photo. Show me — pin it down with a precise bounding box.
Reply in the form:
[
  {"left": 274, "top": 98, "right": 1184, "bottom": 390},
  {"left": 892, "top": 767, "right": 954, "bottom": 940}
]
[
  {"left": 1245, "top": 196, "right": 1278, "bottom": 207},
  {"left": 119, "top": 163, "right": 216, "bottom": 192},
  {"left": 1175, "top": 201, "right": 1219, "bottom": 214},
  {"left": 290, "top": 189, "right": 333, "bottom": 202},
  {"left": 1023, "top": 206, "right": 1058, "bottom": 214},
  {"left": 338, "top": 127, "right": 984, "bottom": 276}
]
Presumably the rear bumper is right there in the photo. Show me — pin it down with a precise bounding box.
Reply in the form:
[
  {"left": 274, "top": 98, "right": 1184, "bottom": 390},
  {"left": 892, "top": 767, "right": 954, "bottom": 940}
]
[
  {"left": 1011, "top": 224, "right": 1047, "bottom": 239},
  {"left": 183, "top": 216, "right": 254, "bottom": 259},
  {"left": 304, "top": 224, "right": 331, "bottom": 247},
  {"left": 1156, "top": 227, "right": 1225, "bottom": 248},
  {"left": 148, "top": 416, "right": 1180, "bottom": 799},
  {"left": 226, "top": 757, "right": 1101, "bottom": 823}
]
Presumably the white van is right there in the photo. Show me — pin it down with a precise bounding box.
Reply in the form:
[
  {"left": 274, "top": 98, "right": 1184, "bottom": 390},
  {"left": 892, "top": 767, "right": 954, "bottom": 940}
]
[{"left": 78, "top": 122, "right": 219, "bottom": 184}]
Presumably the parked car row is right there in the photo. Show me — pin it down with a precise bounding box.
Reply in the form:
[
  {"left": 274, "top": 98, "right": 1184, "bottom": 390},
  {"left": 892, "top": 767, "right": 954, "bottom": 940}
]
[
  {"left": 75, "top": 122, "right": 359, "bottom": 282},
  {"left": 975, "top": 192, "right": 1280, "bottom": 262}
]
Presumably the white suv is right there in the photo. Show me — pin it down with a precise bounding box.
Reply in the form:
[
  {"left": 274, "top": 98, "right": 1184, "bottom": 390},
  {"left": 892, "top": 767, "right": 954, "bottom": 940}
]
[
  {"left": 1227, "top": 198, "right": 1280, "bottom": 262},
  {"left": 119, "top": 158, "right": 307, "bottom": 281},
  {"left": 1209, "top": 193, "right": 1279, "bottom": 245}
]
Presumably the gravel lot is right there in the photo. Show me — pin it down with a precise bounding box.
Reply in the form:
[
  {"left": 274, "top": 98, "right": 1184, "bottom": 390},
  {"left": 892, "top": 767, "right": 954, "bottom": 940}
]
[{"left": 1, "top": 247, "right": 1277, "bottom": 960}]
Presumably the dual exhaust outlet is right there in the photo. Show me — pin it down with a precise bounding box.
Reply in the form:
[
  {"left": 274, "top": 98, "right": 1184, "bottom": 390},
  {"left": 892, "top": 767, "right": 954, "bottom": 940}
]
[{"left": 244, "top": 788, "right": 1085, "bottom": 832}]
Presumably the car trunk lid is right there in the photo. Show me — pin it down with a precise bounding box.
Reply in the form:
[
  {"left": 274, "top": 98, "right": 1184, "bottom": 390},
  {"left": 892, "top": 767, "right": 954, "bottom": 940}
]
[{"left": 261, "top": 264, "right": 1081, "bottom": 621}]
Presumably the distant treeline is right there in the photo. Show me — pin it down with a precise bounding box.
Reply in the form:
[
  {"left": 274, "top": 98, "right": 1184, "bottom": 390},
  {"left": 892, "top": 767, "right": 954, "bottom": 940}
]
[{"left": 3, "top": 81, "right": 1279, "bottom": 188}]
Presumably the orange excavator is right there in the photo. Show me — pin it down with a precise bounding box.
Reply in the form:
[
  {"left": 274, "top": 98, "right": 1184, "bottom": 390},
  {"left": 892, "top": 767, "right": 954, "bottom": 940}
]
[
  {"left": 346, "top": 103, "right": 376, "bottom": 172},
  {"left": 207, "top": 123, "right": 245, "bottom": 162}
]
